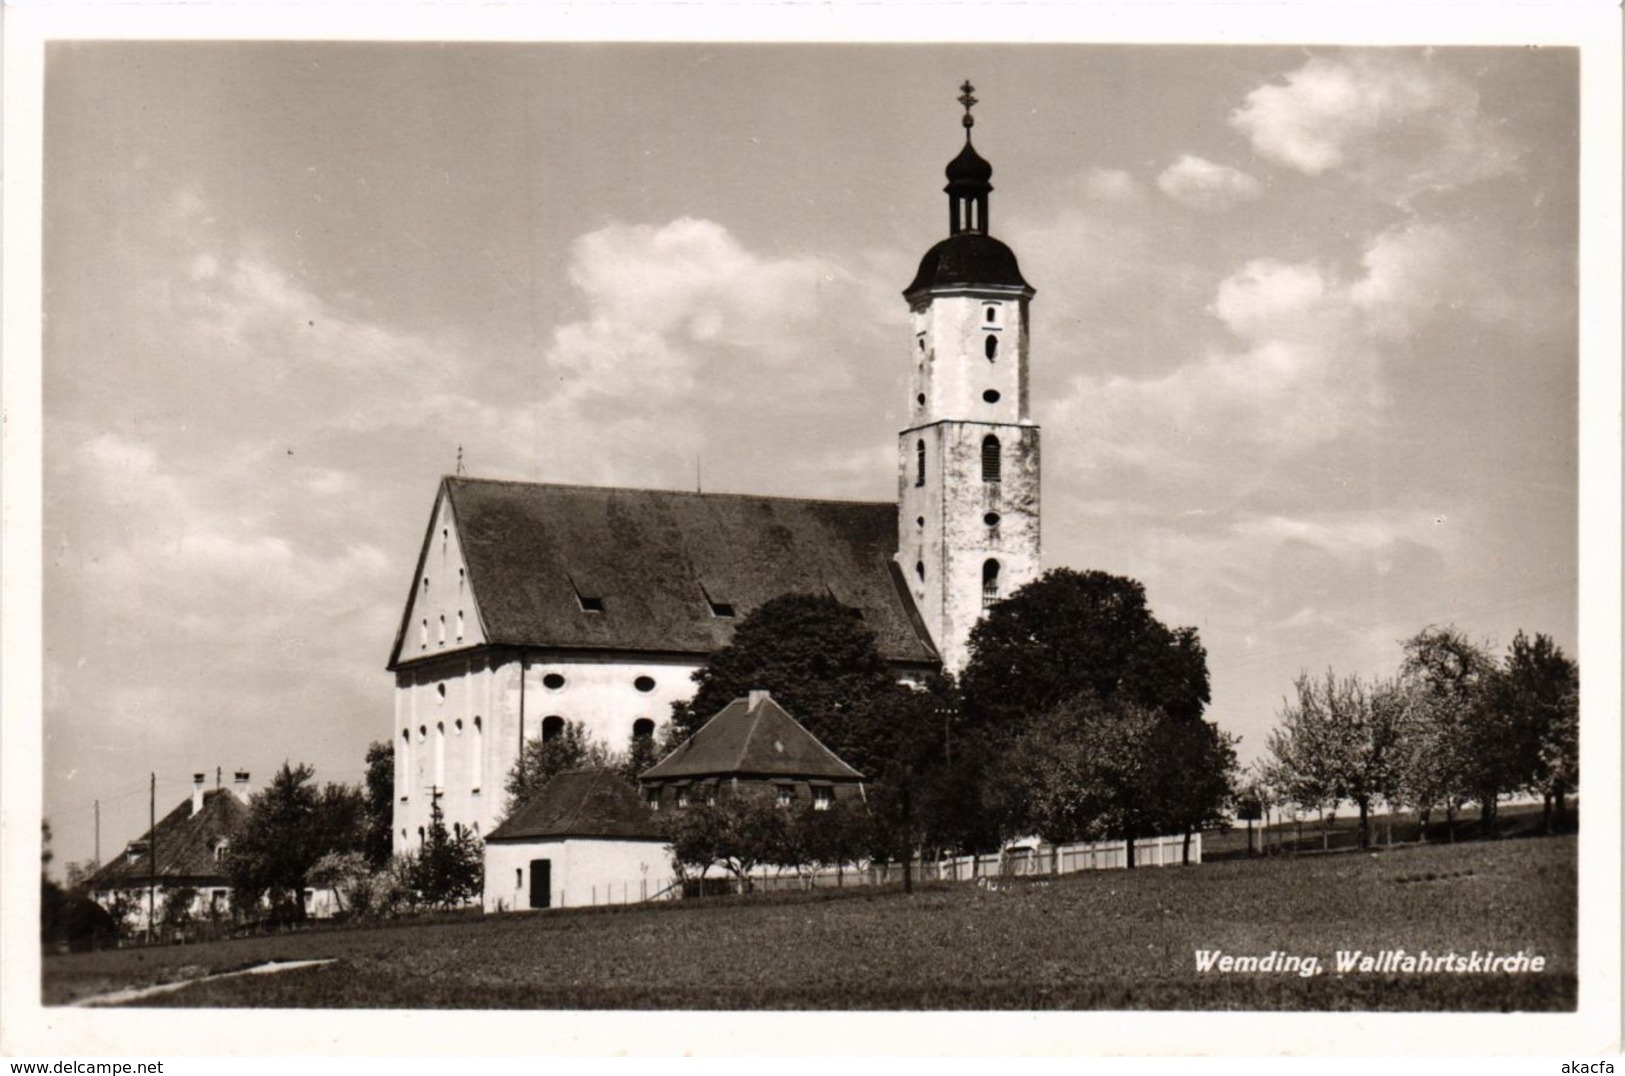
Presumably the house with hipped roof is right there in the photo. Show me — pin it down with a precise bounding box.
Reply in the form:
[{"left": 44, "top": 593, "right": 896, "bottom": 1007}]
[
  {"left": 483, "top": 768, "right": 673, "bottom": 912},
  {"left": 641, "top": 689, "right": 866, "bottom": 813},
  {"left": 484, "top": 690, "right": 865, "bottom": 911}
]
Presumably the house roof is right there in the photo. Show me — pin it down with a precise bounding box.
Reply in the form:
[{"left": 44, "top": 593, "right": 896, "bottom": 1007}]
[
  {"left": 388, "top": 478, "right": 939, "bottom": 670},
  {"left": 640, "top": 691, "right": 864, "bottom": 782},
  {"left": 486, "top": 769, "right": 665, "bottom": 843},
  {"left": 87, "top": 789, "right": 247, "bottom": 890}
]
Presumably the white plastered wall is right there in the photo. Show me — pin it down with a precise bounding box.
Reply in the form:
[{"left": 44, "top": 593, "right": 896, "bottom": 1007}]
[
  {"left": 483, "top": 837, "right": 676, "bottom": 913},
  {"left": 394, "top": 652, "right": 702, "bottom": 858}
]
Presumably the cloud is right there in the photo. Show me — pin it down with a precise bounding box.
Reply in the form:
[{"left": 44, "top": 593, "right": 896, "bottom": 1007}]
[
  {"left": 1081, "top": 167, "right": 1143, "bottom": 203},
  {"left": 1047, "top": 218, "right": 1493, "bottom": 481},
  {"left": 1230, "top": 54, "right": 1519, "bottom": 205},
  {"left": 545, "top": 218, "right": 845, "bottom": 402},
  {"left": 1155, "top": 155, "right": 1263, "bottom": 212}
]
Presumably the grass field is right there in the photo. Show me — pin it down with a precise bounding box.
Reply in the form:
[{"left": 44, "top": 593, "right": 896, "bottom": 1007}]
[{"left": 43, "top": 834, "right": 1575, "bottom": 1011}]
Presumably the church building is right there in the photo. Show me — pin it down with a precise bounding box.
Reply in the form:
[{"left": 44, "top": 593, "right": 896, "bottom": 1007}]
[{"left": 386, "top": 85, "right": 1042, "bottom": 854}]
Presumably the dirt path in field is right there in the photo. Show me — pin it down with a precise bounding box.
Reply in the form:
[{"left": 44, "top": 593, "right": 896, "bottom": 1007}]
[{"left": 73, "top": 959, "right": 337, "bottom": 1007}]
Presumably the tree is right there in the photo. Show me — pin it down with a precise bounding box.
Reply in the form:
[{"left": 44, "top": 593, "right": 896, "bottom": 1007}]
[
  {"left": 362, "top": 740, "right": 396, "bottom": 867},
  {"left": 1151, "top": 717, "right": 1238, "bottom": 863},
  {"left": 661, "top": 787, "right": 787, "bottom": 894},
  {"left": 313, "top": 782, "right": 369, "bottom": 860},
  {"left": 226, "top": 761, "right": 364, "bottom": 922},
  {"left": 158, "top": 885, "right": 199, "bottom": 935},
  {"left": 1268, "top": 671, "right": 1405, "bottom": 849},
  {"left": 409, "top": 797, "right": 483, "bottom": 909},
  {"left": 503, "top": 720, "right": 618, "bottom": 817},
  {"left": 1400, "top": 627, "right": 1508, "bottom": 835},
  {"left": 959, "top": 569, "right": 1210, "bottom": 744},
  {"left": 1492, "top": 631, "right": 1579, "bottom": 832},
  {"left": 64, "top": 860, "right": 101, "bottom": 893},
  {"left": 671, "top": 593, "right": 895, "bottom": 749},
  {"left": 1233, "top": 765, "right": 1272, "bottom": 857},
  {"left": 997, "top": 694, "right": 1169, "bottom": 867},
  {"left": 309, "top": 850, "right": 371, "bottom": 916},
  {"left": 620, "top": 726, "right": 664, "bottom": 785},
  {"left": 783, "top": 798, "right": 868, "bottom": 883},
  {"left": 40, "top": 820, "right": 67, "bottom": 946},
  {"left": 838, "top": 678, "right": 994, "bottom": 891}
]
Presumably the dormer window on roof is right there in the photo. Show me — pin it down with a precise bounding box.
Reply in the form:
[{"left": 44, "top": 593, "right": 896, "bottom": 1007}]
[
  {"left": 699, "top": 579, "right": 735, "bottom": 619},
  {"left": 568, "top": 575, "right": 605, "bottom": 613}
]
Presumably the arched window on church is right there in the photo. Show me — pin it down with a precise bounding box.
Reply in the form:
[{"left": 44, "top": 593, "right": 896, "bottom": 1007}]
[
  {"left": 401, "top": 729, "right": 412, "bottom": 799},
  {"left": 633, "top": 718, "right": 655, "bottom": 741},
  {"left": 982, "top": 559, "right": 1001, "bottom": 609},
  {"left": 982, "top": 435, "right": 1001, "bottom": 482},
  {"left": 542, "top": 715, "right": 565, "bottom": 743},
  {"left": 916, "top": 440, "right": 926, "bottom": 487},
  {"left": 434, "top": 722, "right": 446, "bottom": 791},
  {"left": 985, "top": 334, "right": 998, "bottom": 362},
  {"left": 471, "top": 716, "right": 483, "bottom": 792}
]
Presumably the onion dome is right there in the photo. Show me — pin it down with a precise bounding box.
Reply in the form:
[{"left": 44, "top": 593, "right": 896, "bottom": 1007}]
[
  {"left": 945, "top": 140, "right": 993, "bottom": 185},
  {"left": 904, "top": 81, "right": 1033, "bottom": 299}
]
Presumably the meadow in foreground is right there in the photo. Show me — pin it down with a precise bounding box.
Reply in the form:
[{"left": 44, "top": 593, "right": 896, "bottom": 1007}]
[{"left": 44, "top": 834, "right": 1575, "bottom": 1011}]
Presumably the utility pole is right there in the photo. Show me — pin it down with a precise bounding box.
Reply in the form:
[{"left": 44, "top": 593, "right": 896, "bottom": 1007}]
[{"left": 148, "top": 772, "right": 156, "bottom": 944}]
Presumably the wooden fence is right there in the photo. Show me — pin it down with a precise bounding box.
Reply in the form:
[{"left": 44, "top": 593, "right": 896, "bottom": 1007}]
[{"left": 740, "top": 832, "right": 1199, "bottom": 893}]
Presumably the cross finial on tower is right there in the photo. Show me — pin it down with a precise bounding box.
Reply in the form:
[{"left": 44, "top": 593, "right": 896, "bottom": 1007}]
[
  {"left": 958, "top": 80, "right": 978, "bottom": 133},
  {"left": 455, "top": 444, "right": 466, "bottom": 476}
]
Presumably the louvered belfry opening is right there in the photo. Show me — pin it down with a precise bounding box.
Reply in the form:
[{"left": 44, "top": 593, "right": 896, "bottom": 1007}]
[{"left": 981, "top": 435, "right": 1001, "bottom": 482}]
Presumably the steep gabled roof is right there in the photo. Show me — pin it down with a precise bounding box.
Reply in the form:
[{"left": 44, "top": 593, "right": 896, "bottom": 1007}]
[
  {"left": 387, "top": 478, "right": 939, "bottom": 670},
  {"left": 87, "top": 789, "right": 247, "bottom": 890},
  {"left": 486, "top": 769, "right": 664, "bottom": 843},
  {"left": 640, "top": 691, "right": 864, "bottom": 782}
]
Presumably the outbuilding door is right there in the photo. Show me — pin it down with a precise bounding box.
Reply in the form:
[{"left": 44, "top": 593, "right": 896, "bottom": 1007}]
[{"left": 528, "top": 859, "right": 551, "bottom": 909}]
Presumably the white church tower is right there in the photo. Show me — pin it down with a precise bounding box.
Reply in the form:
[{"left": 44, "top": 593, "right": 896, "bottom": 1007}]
[{"left": 898, "top": 82, "right": 1041, "bottom": 674}]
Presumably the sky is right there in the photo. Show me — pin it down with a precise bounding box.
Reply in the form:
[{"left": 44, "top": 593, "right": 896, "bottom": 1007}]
[{"left": 38, "top": 42, "right": 1580, "bottom": 873}]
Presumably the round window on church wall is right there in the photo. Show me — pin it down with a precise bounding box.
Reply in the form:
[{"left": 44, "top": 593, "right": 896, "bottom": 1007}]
[
  {"left": 983, "top": 389, "right": 1000, "bottom": 403},
  {"left": 635, "top": 675, "right": 656, "bottom": 693},
  {"left": 543, "top": 673, "right": 566, "bottom": 691},
  {"left": 984, "top": 512, "right": 1001, "bottom": 527}
]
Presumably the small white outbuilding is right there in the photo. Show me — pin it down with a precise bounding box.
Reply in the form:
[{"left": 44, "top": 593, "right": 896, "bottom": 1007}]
[{"left": 483, "top": 769, "right": 674, "bottom": 913}]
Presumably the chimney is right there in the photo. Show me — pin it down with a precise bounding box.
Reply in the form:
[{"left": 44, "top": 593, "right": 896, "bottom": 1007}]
[
  {"left": 233, "top": 770, "right": 251, "bottom": 803},
  {"left": 192, "top": 773, "right": 206, "bottom": 816},
  {"left": 748, "top": 689, "right": 769, "bottom": 709}
]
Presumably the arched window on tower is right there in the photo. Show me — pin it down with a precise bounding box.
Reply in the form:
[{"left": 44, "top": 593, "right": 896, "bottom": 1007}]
[
  {"left": 983, "top": 559, "right": 1001, "bottom": 609},
  {"left": 633, "top": 718, "right": 655, "bottom": 741},
  {"left": 541, "top": 715, "right": 565, "bottom": 743},
  {"left": 915, "top": 440, "right": 926, "bottom": 487},
  {"left": 982, "top": 435, "right": 1001, "bottom": 482},
  {"left": 985, "top": 334, "right": 998, "bottom": 362}
]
